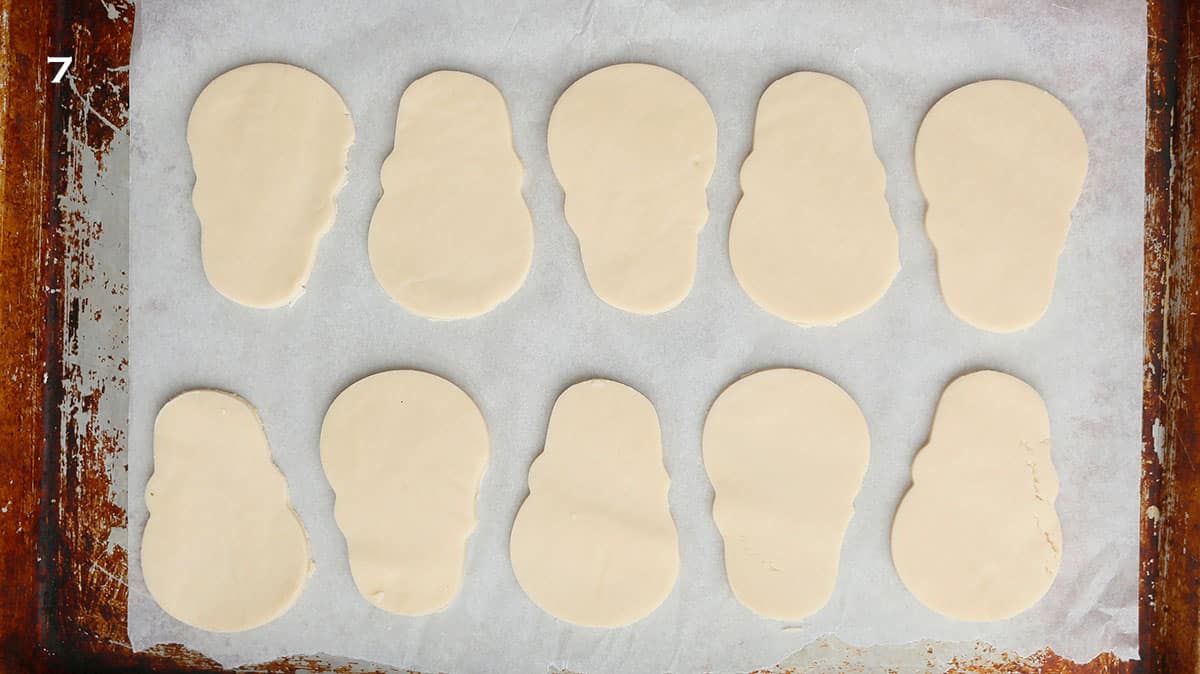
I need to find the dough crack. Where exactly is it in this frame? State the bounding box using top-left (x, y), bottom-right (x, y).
top-left (1021, 438), bottom-right (1060, 567)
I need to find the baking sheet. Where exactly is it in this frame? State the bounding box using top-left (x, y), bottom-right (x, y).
top-left (127, 0), bottom-right (1144, 670)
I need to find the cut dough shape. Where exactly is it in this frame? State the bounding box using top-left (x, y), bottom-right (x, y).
top-left (730, 72), bottom-right (899, 326)
top-left (141, 390), bottom-right (311, 632)
top-left (368, 71), bottom-right (533, 319)
top-left (320, 370), bottom-right (488, 615)
top-left (548, 64), bottom-right (717, 314)
top-left (703, 368), bottom-right (869, 620)
top-left (189, 63), bottom-right (354, 308)
top-left (891, 370), bottom-right (1062, 621)
top-left (916, 80), bottom-right (1088, 332)
top-left (510, 379), bottom-right (678, 626)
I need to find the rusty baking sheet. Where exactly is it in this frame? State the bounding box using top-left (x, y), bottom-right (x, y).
top-left (0, 0), bottom-right (1194, 672)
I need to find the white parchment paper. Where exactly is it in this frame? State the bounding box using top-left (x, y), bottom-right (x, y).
top-left (128, 1), bottom-right (1144, 670)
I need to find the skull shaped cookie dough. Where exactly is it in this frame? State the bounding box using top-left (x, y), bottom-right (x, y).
top-left (320, 371), bottom-right (489, 615)
top-left (703, 369), bottom-right (869, 620)
top-left (368, 71), bottom-right (533, 319)
top-left (548, 64), bottom-right (717, 314)
top-left (891, 370), bottom-right (1062, 621)
top-left (510, 379), bottom-right (679, 627)
top-left (730, 73), bottom-right (899, 326)
top-left (188, 63), bottom-right (354, 308)
top-left (916, 80), bottom-right (1088, 332)
top-left (141, 390), bottom-right (311, 632)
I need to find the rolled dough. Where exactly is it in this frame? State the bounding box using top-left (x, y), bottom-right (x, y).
top-left (916, 80), bottom-right (1088, 332)
top-left (368, 70), bottom-right (533, 319)
top-left (891, 370), bottom-right (1062, 621)
top-left (510, 379), bottom-right (678, 627)
top-left (703, 368), bottom-right (869, 620)
top-left (188, 63), bottom-right (354, 308)
top-left (141, 390), bottom-right (311, 632)
top-left (548, 63), bottom-right (716, 314)
top-left (730, 73), bottom-right (899, 326)
top-left (320, 370), bottom-right (489, 615)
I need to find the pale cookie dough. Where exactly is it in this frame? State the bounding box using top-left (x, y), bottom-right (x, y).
top-left (548, 64), bottom-right (717, 314)
top-left (320, 370), bottom-right (488, 615)
top-left (510, 379), bottom-right (678, 626)
top-left (369, 71), bottom-right (533, 319)
top-left (189, 63), bottom-right (354, 308)
top-left (141, 390), bottom-right (311, 632)
top-left (891, 370), bottom-right (1062, 621)
top-left (730, 73), bottom-right (899, 326)
top-left (916, 80), bottom-right (1088, 332)
top-left (703, 368), bottom-right (869, 620)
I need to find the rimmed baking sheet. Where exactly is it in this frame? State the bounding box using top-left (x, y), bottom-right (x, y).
top-left (128, 1), bottom-right (1143, 671)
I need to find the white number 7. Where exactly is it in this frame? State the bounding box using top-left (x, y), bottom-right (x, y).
top-left (47, 56), bottom-right (72, 84)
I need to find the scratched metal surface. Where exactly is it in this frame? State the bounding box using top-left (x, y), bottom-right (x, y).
top-left (4, 0), bottom-right (1196, 671)
top-left (1142, 1), bottom-right (1200, 673)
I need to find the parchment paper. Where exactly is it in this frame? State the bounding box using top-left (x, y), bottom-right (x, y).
top-left (128, 1), bottom-right (1144, 671)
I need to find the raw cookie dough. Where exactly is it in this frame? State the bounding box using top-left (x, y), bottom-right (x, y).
top-left (730, 73), bottom-right (899, 326)
top-left (548, 63), bottom-right (716, 314)
top-left (320, 370), bottom-right (488, 615)
top-left (141, 390), bottom-right (311, 632)
top-left (369, 71), bottom-right (533, 319)
top-left (891, 370), bottom-right (1062, 621)
top-left (189, 63), bottom-right (354, 308)
top-left (916, 80), bottom-right (1088, 332)
top-left (703, 368), bottom-right (869, 620)
top-left (510, 379), bottom-right (678, 626)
